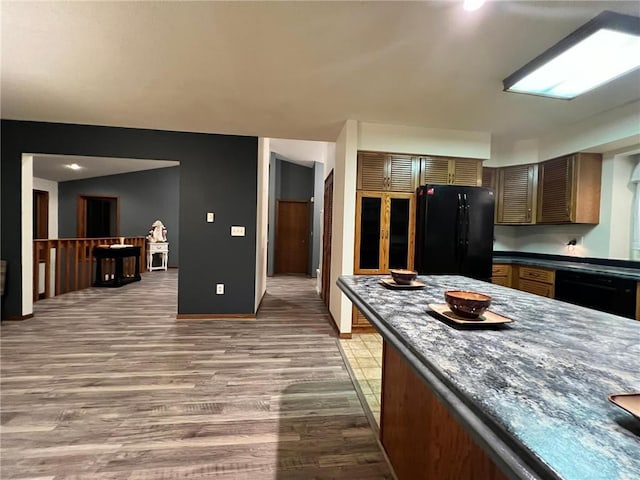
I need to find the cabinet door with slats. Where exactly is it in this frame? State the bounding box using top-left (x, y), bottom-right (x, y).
top-left (482, 167), bottom-right (497, 190)
top-left (357, 152), bottom-right (387, 191)
top-left (537, 156), bottom-right (573, 223)
top-left (419, 156), bottom-right (449, 185)
top-left (451, 158), bottom-right (482, 186)
top-left (388, 155), bottom-right (417, 192)
top-left (496, 164), bottom-right (535, 224)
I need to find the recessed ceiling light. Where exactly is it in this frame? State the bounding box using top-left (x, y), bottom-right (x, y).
top-left (503, 11), bottom-right (640, 99)
top-left (66, 163), bottom-right (82, 170)
top-left (463, 0), bottom-right (485, 12)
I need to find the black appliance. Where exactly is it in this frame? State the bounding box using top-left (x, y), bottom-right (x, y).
top-left (414, 185), bottom-right (495, 281)
top-left (554, 270), bottom-right (636, 319)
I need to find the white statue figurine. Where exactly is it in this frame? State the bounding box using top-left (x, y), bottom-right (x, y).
top-left (147, 220), bottom-right (167, 243)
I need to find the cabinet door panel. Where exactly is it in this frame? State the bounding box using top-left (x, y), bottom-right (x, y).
top-left (388, 155), bottom-right (416, 192)
top-left (452, 158), bottom-right (482, 186)
top-left (355, 193), bottom-right (384, 273)
top-left (419, 157), bottom-right (449, 185)
top-left (358, 152), bottom-right (387, 191)
top-left (497, 165), bottom-right (535, 224)
top-left (388, 196), bottom-right (412, 270)
top-left (537, 157), bottom-right (573, 223)
top-left (482, 167), bottom-right (497, 190)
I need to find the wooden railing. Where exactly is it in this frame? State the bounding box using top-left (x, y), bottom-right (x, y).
top-left (33, 237), bottom-right (146, 302)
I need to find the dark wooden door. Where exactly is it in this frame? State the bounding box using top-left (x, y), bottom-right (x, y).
top-left (275, 200), bottom-right (310, 274)
top-left (321, 171), bottom-right (333, 307)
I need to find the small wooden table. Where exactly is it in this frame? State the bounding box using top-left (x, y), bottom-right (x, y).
top-left (93, 246), bottom-right (141, 287)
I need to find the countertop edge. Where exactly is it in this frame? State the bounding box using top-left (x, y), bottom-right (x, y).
top-left (338, 276), bottom-right (555, 480)
top-left (493, 257), bottom-right (640, 280)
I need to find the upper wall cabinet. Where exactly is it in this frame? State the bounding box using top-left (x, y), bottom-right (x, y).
top-left (537, 153), bottom-right (602, 224)
top-left (357, 152), bottom-right (418, 193)
top-left (496, 164), bottom-right (537, 225)
top-left (418, 156), bottom-right (482, 186)
top-left (482, 167), bottom-right (497, 191)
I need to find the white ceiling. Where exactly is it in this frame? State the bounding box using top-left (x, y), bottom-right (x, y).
top-left (2, 1), bottom-right (640, 143)
top-left (270, 138), bottom-right (329, 167)
top-left (32, 154), bottom-right (179, 182)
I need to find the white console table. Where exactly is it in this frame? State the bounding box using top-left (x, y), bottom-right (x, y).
top-left (147, 242), bottom-right (169, 271)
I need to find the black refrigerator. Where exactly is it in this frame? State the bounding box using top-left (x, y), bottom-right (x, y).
top-left (414, 185), bottom-right (495, 281)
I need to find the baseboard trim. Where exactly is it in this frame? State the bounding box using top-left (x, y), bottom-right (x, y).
top-left (352, 325), bottom-right (378, 334)
top-left (339, 332), bottom-right (353, 339)
top-left (2, 313), bottom-right (34, 321)
top-left (327, 310), bottom-right (352, 339)
top-left (176, 313), bottom-right (256, 320)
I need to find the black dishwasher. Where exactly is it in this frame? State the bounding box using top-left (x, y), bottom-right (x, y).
top-left (554, 270), bottom-right (636, 319)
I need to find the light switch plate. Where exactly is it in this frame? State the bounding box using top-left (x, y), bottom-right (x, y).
top-left (231, 226), bottom-right (245, 237)
top-left (207, 212), bottom-right (215, 223)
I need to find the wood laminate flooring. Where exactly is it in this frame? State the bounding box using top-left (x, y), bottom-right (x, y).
top-left (1, 271), bottom-right (392, 479)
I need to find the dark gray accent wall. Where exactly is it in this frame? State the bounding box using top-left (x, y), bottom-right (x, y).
top-left (279, 160), bottom-right (314, 200)
top-left (1, 120), bottom-right (257, 318)
top-left (58, 166), bottom-right (180, 267)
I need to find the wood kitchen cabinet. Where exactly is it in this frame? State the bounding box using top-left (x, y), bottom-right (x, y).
top-left (496, 164), bottom-right (537, 224)
top-left (537, 153), bottom-right (602, 224)
top-left (482, 167), bottom-right (497, 190)
top-left (491, 264), bottom-right (512, 287)
top-left (515, 266), bottom-right (555, 298)
top-left (357, 151), bottom-right (418, 193)
top-left (354, 191), bottom-right (416, 274)
top-left (418, 156), bottom-right (482, 186)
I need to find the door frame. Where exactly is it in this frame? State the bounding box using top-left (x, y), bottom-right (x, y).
top-left (33, 189), bottom-right (49, 240)
top-left (77, 194), bottom-right (120, 238)
top-left (321, 171), bottom-right (333, 308)
top-left (274, 199), bottom-right (311, 275)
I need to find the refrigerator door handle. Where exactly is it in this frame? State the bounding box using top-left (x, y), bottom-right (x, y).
top-left (463, 193), bottom-right (470, 256)
top-left (455, 193), bottom-right (464, 260)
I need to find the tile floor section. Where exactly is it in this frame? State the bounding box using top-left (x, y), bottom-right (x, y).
top-left (340, 333), bottom-right (383, 426)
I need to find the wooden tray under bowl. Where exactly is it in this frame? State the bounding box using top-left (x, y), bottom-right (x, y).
top-left (608, 393), bottom-right (640, 419)
top-left (380, 277), bottom-right (426, 290)
top-left (428, 303), bottom-right (514, 325)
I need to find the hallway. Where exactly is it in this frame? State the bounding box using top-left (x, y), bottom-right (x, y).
top-left (0, 271), bottom-right (392, 479)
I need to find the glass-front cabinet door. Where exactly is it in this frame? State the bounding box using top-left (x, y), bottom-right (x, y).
top-left (354, 191), bottom-right (415, 274)
top-left (387, 194), bottom-right (415, 271)
top-left (355, 192), bottom-right (384, 274)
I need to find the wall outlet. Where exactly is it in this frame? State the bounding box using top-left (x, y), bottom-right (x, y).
top-left (231, 226), bottom-right (245, 237)
top-left (216, 283), bottom-right (224, 295)
top-left (207, 212), bottom-right (215, 223)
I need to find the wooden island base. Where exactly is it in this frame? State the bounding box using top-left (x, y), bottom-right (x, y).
top-left (381, 342), bottom-right (507, 480)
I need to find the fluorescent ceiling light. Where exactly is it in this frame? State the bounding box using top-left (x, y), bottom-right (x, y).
top-left (463, 0), bottom-right (485, 12)
top-left (66, 163), bottom-right (82, 170)
top-left (503, 11), bottom-right (640, 99)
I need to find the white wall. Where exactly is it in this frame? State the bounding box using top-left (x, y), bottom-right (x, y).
top-left (329, 120), bottom-right (358, 334)
top-left (358, 122), bottom-right (491, 159)
top-left (255, 137), bottom-right (270, 311)
top-left (33, 177), bottom-right (59, 238)
top-left (21, 155), bottom-right (34, 317)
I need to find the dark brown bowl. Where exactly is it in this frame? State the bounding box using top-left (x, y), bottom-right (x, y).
top-left (389, 269), bottom-right (417, 285)
top-left (445, 290), bottom-right (492, 319)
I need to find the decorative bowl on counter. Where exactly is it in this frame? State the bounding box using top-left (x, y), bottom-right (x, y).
top-left (445, 290), bottom-right (492, 318)
top-left (389, 269), bottom-right (418, 285)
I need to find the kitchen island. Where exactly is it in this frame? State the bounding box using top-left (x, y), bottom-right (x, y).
top-left (338, 275), bottom-right (640, 480)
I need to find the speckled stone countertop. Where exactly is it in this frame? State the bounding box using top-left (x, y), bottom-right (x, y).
top-left (338, 275), bottom-right (640, 480)
top-left (494, 256), bottom-right (640, 281)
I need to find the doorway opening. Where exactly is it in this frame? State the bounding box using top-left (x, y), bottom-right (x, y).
top-left (77, 195), bottom-right (119, 238)
top-left (275, 200), bottom-right (310, 274)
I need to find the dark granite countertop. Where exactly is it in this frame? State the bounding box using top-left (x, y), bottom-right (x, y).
top-left (338, 274), bottom-right (640, 480)
top-left (494, 256), bottom-right (640, 281)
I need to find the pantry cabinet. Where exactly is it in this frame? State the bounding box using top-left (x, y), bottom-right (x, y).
top-left (537, 153), bottom-right (602, 224)
top-left (354, 191), bottom-right (416, 274)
